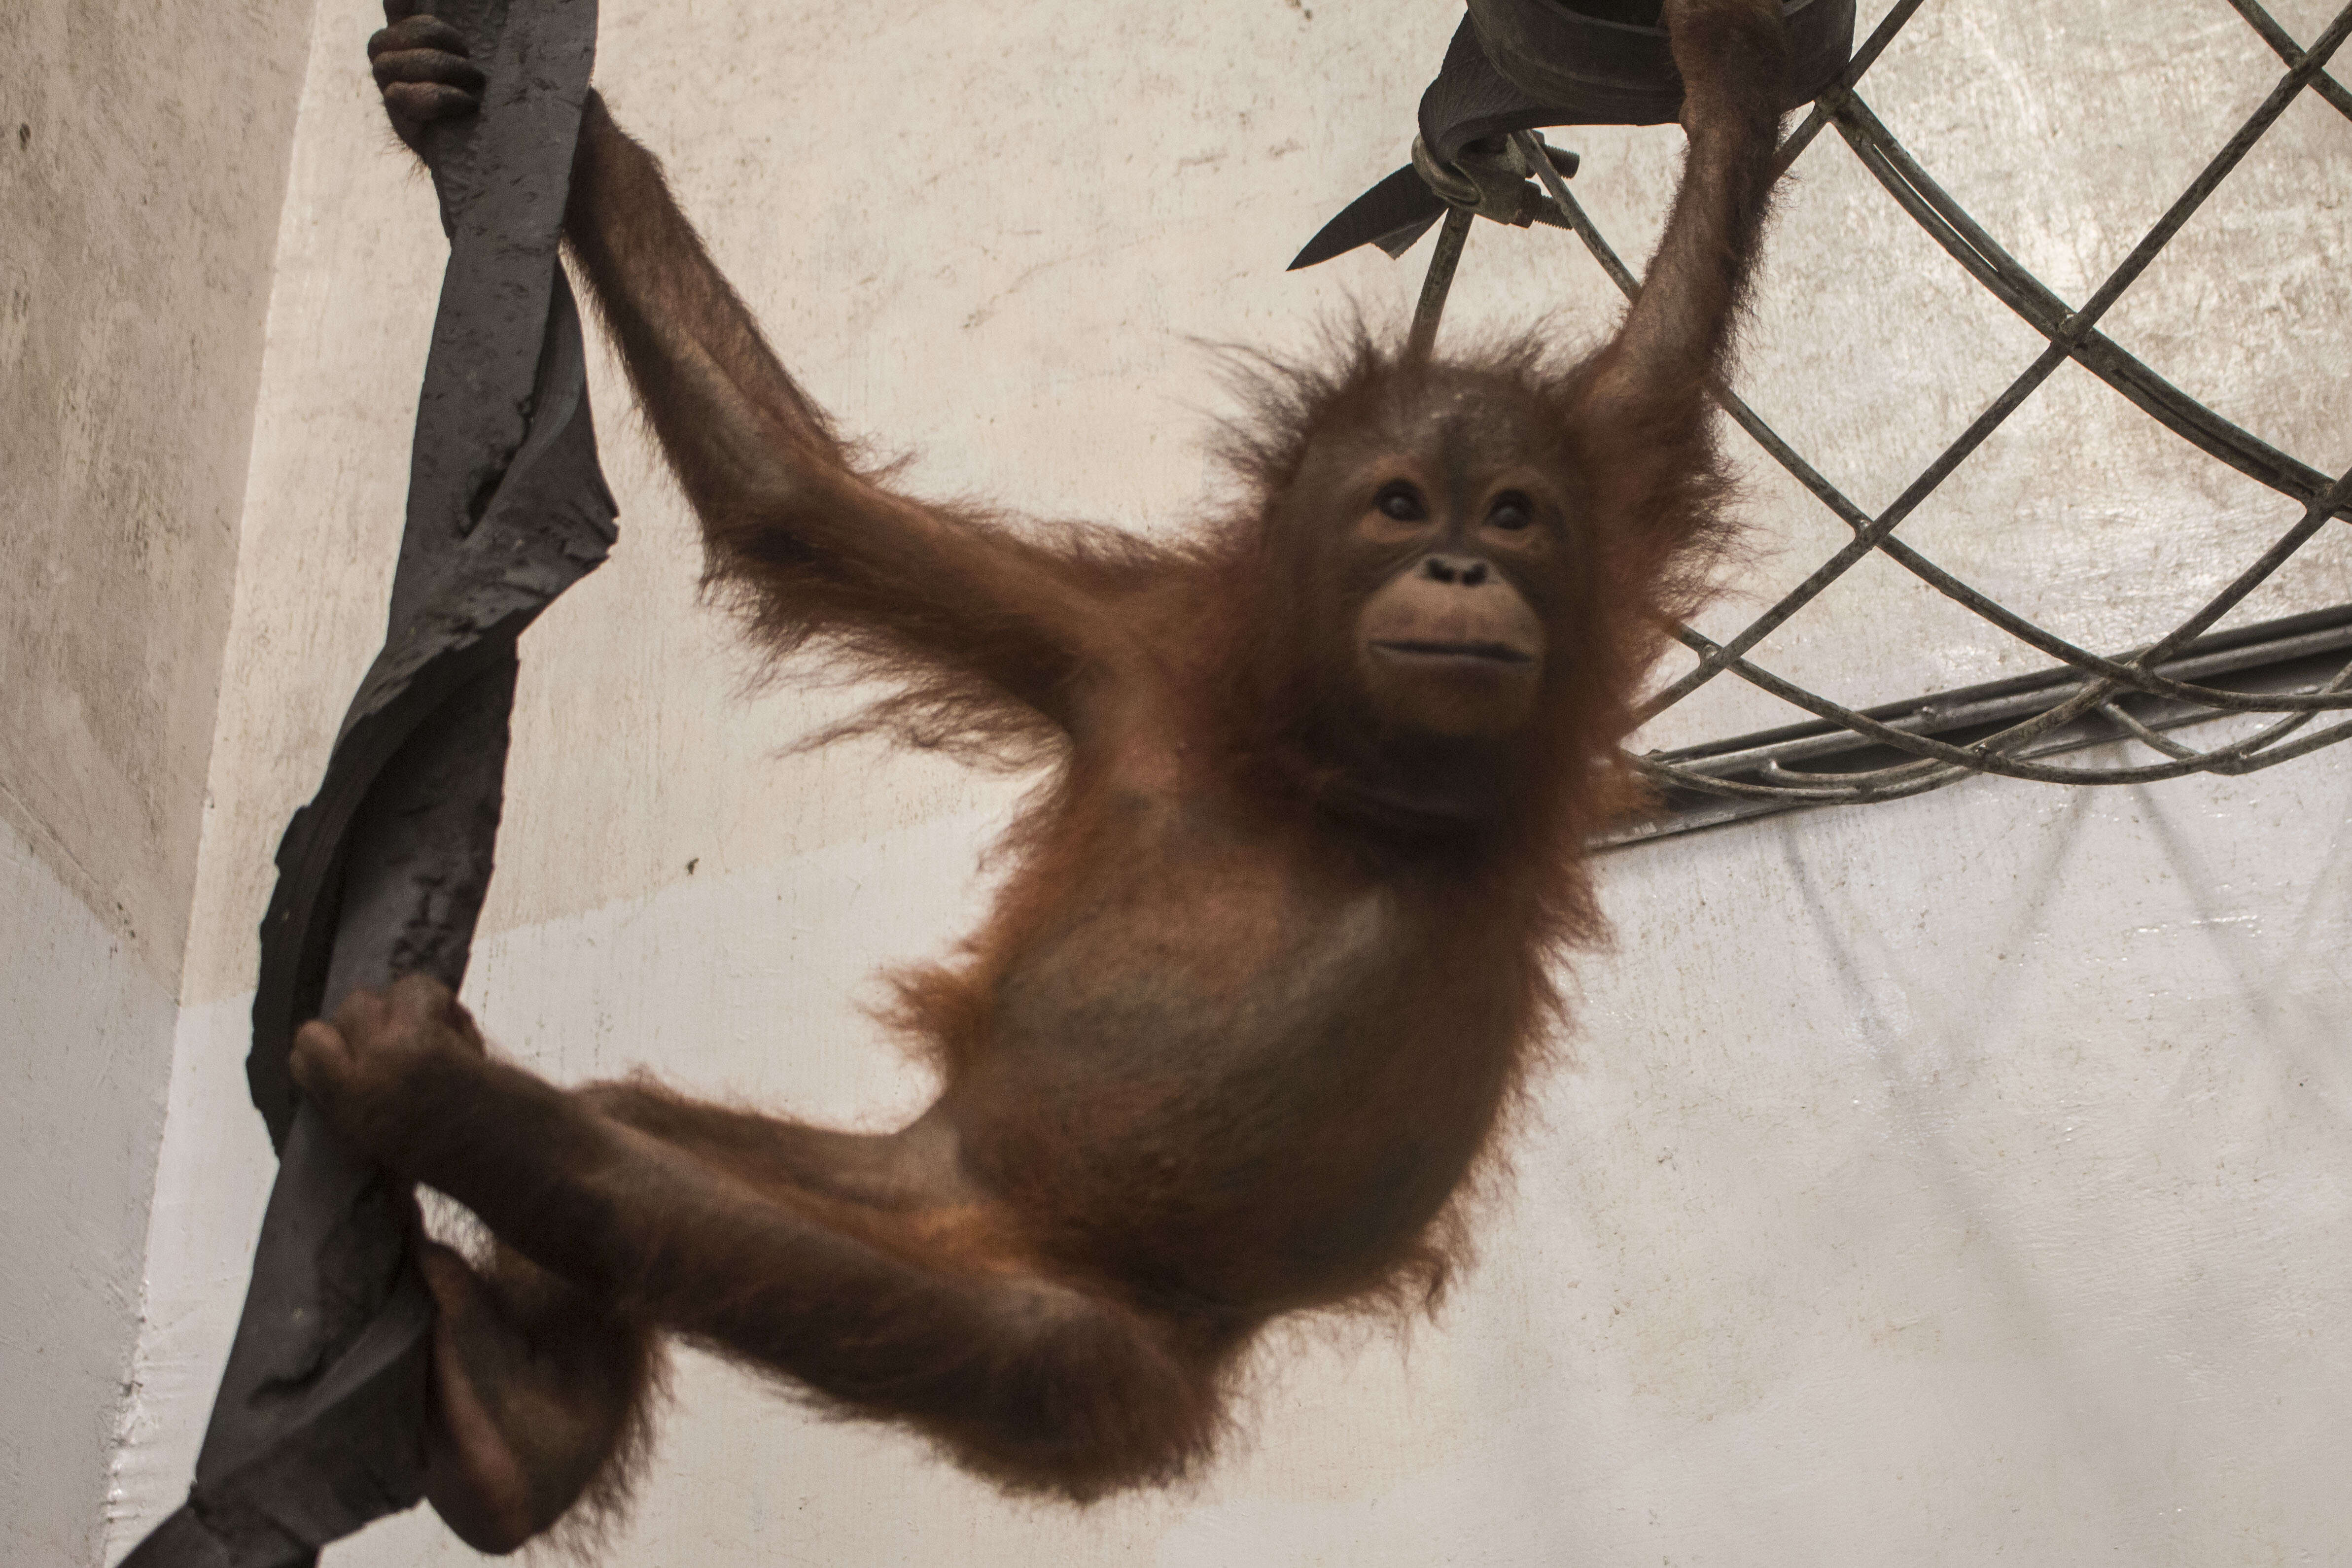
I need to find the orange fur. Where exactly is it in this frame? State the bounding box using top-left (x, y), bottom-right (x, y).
top-left (320, 0), bottom-right (1792, 1541)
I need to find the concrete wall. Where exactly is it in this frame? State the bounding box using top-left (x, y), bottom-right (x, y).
top-left (0, 0), bottom-right (314, 1561)
top-left (76, 0), bottom-right (2352, 1563)
top-left (0, 824), bottom-right (183, 1567)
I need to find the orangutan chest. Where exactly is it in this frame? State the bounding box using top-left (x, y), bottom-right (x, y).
top-left (991, 847), bottom-right (1409, 1097)
top-left (966, 830), bottom-right (1521, 1293)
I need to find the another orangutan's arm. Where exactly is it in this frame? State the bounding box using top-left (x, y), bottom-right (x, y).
top-left (1574, 0), bottom-right (1790, 523)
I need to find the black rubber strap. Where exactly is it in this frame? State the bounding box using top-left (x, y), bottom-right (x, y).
top-left (121, 0), bottom-right (613, 1560)
top-left (1290, 0), bottom-right (1856, 271)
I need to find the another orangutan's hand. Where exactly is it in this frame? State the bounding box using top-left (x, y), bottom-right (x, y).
top-left (368, 1), bottom-right (484, 149)
top-left (291, 973), bottom-right (490, 1167)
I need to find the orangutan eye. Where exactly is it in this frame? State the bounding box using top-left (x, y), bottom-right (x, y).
top-left (1487, 491), bottom-right (1534, 530)
top-left (1374, 482), bottom-right (1426, 523)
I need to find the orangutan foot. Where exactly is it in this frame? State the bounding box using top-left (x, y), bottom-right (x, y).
top-left (418, 1242), bottom-right (652, 1553)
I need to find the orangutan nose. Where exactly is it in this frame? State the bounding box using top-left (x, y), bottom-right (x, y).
top-left (1420, 554), bottom-right (1489, 588)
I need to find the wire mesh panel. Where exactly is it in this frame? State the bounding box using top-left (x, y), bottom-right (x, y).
top-left (1451, 0), bottom-right (2352, 838)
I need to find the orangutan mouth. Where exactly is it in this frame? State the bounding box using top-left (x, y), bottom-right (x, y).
top-left (1372, 640), bottom-right (1536, 664)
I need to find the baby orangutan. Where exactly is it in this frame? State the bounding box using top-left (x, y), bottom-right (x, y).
top-left (297, 0), bottom-right (1793, 1548)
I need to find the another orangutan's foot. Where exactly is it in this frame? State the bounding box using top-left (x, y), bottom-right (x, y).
top-left (418, 1243), bottom-right (650, 1554)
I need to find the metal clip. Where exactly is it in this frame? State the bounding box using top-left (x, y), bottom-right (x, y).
top-left (1411, 134), bottom-right (1581, 230)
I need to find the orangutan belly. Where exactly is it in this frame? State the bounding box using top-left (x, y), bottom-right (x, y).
top-left (963, 829), bottom-right (1519, 1307)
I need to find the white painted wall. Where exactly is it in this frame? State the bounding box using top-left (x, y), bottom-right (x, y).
top-left (46, 0), bottom-right (2352, 1563)
top-left (0, 822), bottom-right (183, 1566)
top-left (0, 0), bottom-right (313, 1560)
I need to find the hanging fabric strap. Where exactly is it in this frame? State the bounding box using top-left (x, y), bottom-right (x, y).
top-left (121, 0), bottom-right (614, 1561)
top-left (1289, 0), bottom-right (1856, 271)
